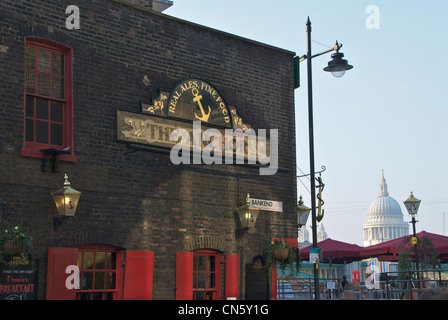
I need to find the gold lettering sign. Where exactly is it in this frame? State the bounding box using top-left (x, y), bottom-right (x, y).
top-left (116, 78), bottom-right (271, 162)
top-left (167, 79), bottom-right (231, 127)
top-left (116, 109), bottom-right (270, 161)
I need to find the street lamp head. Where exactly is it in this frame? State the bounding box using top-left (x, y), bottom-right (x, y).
top-left (403, 191), bottom-right (421, 216)
top-left (236, 193), bottom-right (259, 230)
top-left (297, 195), bottom-right (311, 228)
top-left (323, 49), bottom-right (353, 78)
top-left (51, 173), bottom-right (82, 217)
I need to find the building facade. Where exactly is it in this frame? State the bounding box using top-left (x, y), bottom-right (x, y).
top-left (363, 171), bottom-right (409, 247)
top-left (0, 0), bottom-right (298, 300)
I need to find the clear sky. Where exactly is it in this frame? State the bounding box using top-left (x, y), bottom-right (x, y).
top-left (164, 0), bottom-right (448, 245)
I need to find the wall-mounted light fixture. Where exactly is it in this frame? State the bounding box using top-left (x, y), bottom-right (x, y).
top-left (236, 193), bottom-right (259, 230)
top-left (51, 173), bottom-right (82, 229)
top-left (297, 195), bottom-right (311, 228)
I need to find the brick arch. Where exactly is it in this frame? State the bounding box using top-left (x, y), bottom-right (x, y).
top-left (61, 230), bottom-right (127, 249)
top-left (185, 235), bottom-right (227, 252)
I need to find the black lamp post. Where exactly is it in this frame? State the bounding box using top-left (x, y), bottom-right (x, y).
top-left (297, 17), bottom-right (353, 300)
top-left (403, 192), bottom-right (421, 285)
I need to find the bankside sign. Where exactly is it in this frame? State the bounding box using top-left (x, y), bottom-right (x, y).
top-left (249, 198), bottom-right (282, 212)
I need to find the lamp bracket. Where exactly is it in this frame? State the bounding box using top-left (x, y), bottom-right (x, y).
top-left (1, 199), bottom-right (16, 222)
top-left (40, 147), bottom-right (70, 173)
top-left (297, 41), bottom-right (342, 62)
top-left (297, 165), bottom-right (326, 178)
top-left (53, 216), bottom-right (69, 231)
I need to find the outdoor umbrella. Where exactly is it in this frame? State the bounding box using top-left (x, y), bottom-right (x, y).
top-left (300, 238), bottom-right (363, 264)
top-left (360, 231), bottom-right (448, 262)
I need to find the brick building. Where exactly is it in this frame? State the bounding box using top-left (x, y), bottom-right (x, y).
top-left (0, 0), bottom-right (298, 300)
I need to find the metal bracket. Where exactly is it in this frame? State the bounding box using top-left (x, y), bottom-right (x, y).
top-left (53, 216), bottom-right (68, 231)
top-left (297, 165), bottom-right (326, 178)
top-left (40, 147), bottom-right (70, 173)
top-left (1, 199), bottom-right (16, 222)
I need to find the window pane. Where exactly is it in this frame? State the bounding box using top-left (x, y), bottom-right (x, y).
top-left (83, 252), bottom-right (94, 269)
top-left (26, 96), bottom-right (34, 118)
top-left (26, 46), bottom-right (36, 69)
top-left (197, 273), bottom-right (205, 289)
top-left (104, 292), bottom-right (115, 300)
top-left (50, 101), bottom-right (63, 122)
top-left (106, 272), bottom-right (116, 289)
top-left (25, 119), bottom-right (34, 142)
top-left (52, 76), bottom-right (64, 99)
top-left (78, 292), bottom-right (91, 300)
top-left (51, 124), bottom-right (63, 146)
top-left (105, 252), bottom-right (111, 269)
top-left (95, 252), bottom-right (105, 269)
top-left (35, 121), bottom-right (48, 143)
top-left (110, 252), bottom-right (117, 269)
top-left (195, 256), bottom-right (206, 271)
top-left (37, 48), bottom-right (51, 72)
top-left (26, 70), bottom-right (36, 93)
top-left (209, 256), bottom-right (215, 271)
top-left (92, 292), bottom-right (103, 300)
top-left (52, 52), bottom-right (64, 75)
top-left (37, 72), bottom-right (51, 96)
top-left (82, 272), bottom-right (93, 290)
top-left (194, 292), bottom-right (205, 300)
top-left (207, 274), bottom-right (215, 289)
top-left (36, 97), bottom-right (48, 120)
top-left (95, 272), bottom-right (105, 289)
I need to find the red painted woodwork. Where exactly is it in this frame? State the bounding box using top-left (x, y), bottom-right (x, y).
top-left (175, 252), bottom-right (193, 300)
top-left (271, 265), bottom-right (278, 300)
top-left (224, 254), bottom-right (239, 299)
top-left (123, 250), bottom-right (154, 300)
top-left (46, 247), bottom-right (78, 300)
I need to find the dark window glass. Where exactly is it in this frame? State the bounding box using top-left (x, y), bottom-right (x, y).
top-left (50, 124), bottom-right (63, 146)
top-left (35, 121), bottom-right (48, 143)
top-left (50, 101), bottom-right (63, 122)
top-left (36, 97), bottom-right (48, 120)
top-left (25, 119), bottom-right (34, 142)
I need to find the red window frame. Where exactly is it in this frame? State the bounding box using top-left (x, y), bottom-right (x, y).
top-left (76, 245), bottom-right (123, 300)
top-left (193, 249), bottom-right (222, 300)
top-left (21, 37), bottom-right (76, 162)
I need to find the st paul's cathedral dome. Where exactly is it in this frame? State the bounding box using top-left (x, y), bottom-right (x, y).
top-left (363, 171), bottom-right (409, 246)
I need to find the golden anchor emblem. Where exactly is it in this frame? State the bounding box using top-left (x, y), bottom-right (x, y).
top-left (192, 87), bottom-right (211, 122)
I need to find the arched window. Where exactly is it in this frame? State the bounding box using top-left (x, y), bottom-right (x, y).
top-left (193, 249), bottom-right (222, 300)
top-left (76, 244), bottom-right (123, 300)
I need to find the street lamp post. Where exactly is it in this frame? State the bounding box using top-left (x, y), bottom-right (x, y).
top-left (298, 17), bottom-right (353, 300)
top-left (403, 192), bottom-right (422, 286)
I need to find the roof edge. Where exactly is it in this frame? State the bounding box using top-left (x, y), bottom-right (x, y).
top-left (106, 0), bottom-right (296, 56)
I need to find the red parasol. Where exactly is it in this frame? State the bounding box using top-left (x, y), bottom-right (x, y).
top-left (360, 231), bottom-right (448, 262)
top-left (300, 238), bottom-right (363, 264)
